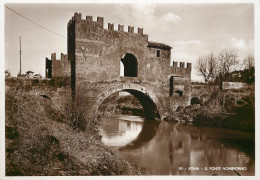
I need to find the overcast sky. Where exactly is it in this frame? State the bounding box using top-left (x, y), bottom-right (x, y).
top-left (5, 3), bottom-right (254, 81)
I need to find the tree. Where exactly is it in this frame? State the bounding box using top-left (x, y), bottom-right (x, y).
top-left (216, 49), bottom-right (239, 89)
top-left (218, 49), bottom-right (239, 79)
top-left (196, 52), bottom-right (218, 83)
top-left (243, 56), bottom-right (254, 70)
top-left (242, 56), bottom-right (255, 84)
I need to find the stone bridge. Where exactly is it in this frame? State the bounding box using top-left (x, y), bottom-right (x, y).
top-left (46, 13), bottom-right (192, 120)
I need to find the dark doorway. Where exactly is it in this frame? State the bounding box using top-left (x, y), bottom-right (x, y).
top-left (121, 53), bottom-right (138, 77)
top-left (169, 76), bottom-right (174, 96)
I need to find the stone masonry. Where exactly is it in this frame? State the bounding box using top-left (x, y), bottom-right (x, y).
top-left (65, 12), bottom-right (192, 120)
top-left (45, 53), bottom-right (71, 78)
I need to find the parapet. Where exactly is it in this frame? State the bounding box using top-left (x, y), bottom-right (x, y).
top-left (108, 23), bottom-right (114, 30)
top-left (172, 61), bottom-right (192, 70)
top-left (118, 24), bottom-right (124, 31)
top-left (171, 61), bottom-right (192, 77)
top-left (49, 53), bottom-right (68, 61)
top-left (51, 53), bottom-right (56, 61)
top-left (46, 53), bottom-right (70, 79)
top-left (138, 28), bottom-right (143, 35)
top-left (128, 26), bottom-right (134, 33)
top-left (68, 12), bottom-right (148, 39)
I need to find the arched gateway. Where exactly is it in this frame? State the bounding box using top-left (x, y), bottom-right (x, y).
top-left (46, 13), bottom-right (192, 120)
top-left (94, 83), bottom-right (162, 120)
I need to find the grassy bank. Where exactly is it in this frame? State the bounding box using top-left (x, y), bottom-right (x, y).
top-left (170, 85), bottom-right (255, 132)
top-left (5, 80), bottom-right (141, 175)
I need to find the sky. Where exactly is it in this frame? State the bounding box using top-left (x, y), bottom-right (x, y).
top-left (4, 3), bottom-right (254, 81)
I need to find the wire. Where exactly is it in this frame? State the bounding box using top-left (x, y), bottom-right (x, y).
top-left (5, 5), bottom-right (66, 39)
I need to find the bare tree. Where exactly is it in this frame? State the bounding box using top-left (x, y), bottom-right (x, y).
top-left (243, 56), bottom-right (254, 70)
top-left (218, 49), bottom-right (239, 77)
top-left (216, 49), bottom-right (239, 89)
top-left (196, 52), bottom-right (218, 83)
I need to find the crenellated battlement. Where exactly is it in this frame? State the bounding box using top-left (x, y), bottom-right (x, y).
top-left (45, 53), bottom-right (70, 78)
top-left (68, 12), bottom-right (147, 39)
top-left (108, 23), bottom-right (114, 30)
top-left (118, 24), bottom-right (124, 31)
top-left (128, 26), bottom-right (134, 33)
top-left (50, 53), bottom-right (68, 62)
top-left (171, 61), bottom-right (192, 76)
top-left (172, 61), bottom-right (192, 69)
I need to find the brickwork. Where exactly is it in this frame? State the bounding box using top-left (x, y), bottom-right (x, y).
top-left (45, 53), bottom-right (71, 78)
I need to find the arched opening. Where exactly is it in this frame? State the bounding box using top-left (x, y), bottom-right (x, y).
top-left (175, 90), bottom-right (183, 97)
top-left (98, 89), bottom-right (160, 147)
top-left (123, 89), bottom-right (160, 120)
top-left (191, 97), bottom-right (201, 105)
top-left (98, 89), bottom-right (160, 120)
top-left (120, 53), bottom-right (138, 77)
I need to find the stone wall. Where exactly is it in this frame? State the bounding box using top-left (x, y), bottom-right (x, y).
top-left (45, 53), bottom-right (71, 78)
top-left (67, 12), bottom-right (192, 119)
top-left (222, 81), bottom-right (248, 90)
top-left (68, 13), bottom-right (191, 85)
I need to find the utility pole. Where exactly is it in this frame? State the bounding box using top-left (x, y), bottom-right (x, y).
top-left (19, 36), bottom-right (21, 75)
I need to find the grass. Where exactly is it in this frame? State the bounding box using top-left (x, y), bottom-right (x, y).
top-left (5, 80), bottom-right (141, 175)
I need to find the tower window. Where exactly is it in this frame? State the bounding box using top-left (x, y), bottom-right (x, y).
top-left (157, 50), bottom-right (160, 57)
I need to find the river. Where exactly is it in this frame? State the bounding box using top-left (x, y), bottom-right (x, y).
top-left (100, 115), bottom-right (255, 175)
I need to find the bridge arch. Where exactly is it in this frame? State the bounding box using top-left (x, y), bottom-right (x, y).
top-left (94, 83), bottom-right (163, 120)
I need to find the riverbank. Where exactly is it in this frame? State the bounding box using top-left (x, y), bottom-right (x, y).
top-left (167, 85), bottom-right (255, 132)
top-left (5, 81), bottom-right (141, 175)
top-left (110, 85), bottom-right (255, 133)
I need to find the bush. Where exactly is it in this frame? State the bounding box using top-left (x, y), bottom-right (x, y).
top-left (62, 87), bottom-right (99, 134)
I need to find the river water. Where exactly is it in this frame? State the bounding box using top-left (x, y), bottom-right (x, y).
top-left (100, 115), bottom-right (255, 175)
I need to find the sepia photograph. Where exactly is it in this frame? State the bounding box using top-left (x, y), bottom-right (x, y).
top-left (1, 1), bottom-right (258, 178)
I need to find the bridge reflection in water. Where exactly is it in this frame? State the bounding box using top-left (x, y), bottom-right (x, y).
top-left (100, 115), bottom-right (144, 147)
top-left (100, 115), bottom-right (254, 176)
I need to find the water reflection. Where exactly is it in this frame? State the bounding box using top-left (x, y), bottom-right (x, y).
top-left (100, 115), bottom-right (144, 147)
top-left (100, 115), bottom-right (255, 175)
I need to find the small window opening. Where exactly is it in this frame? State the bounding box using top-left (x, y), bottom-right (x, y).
top-left (157, 50), bottom-right (160, 57)
top-left (175, 90), bottom-right (183, 97)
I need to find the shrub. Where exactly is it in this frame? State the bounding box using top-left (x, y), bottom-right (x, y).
top-left (62, 87), bottom-right (99, 134)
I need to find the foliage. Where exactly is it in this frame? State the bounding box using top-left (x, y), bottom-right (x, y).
top-left (62, 87), bottom-right (99, 133)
